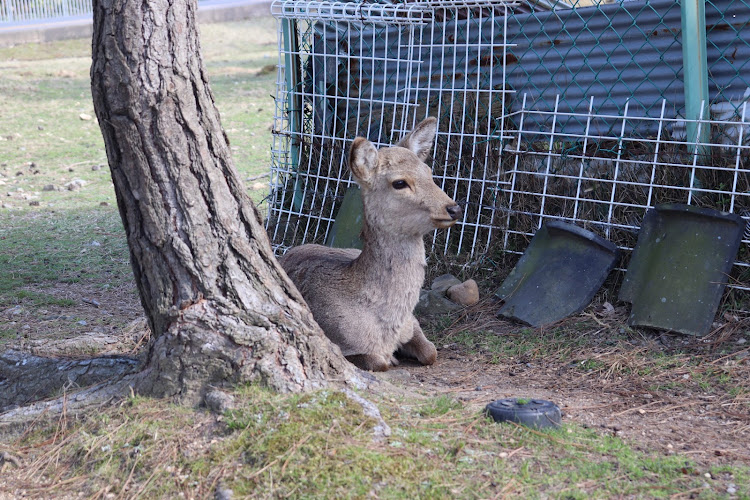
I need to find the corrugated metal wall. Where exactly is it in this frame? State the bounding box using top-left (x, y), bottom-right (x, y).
top-left (305, 0), bottom-right (750, 139)
top-left (506, 0), bottom-right (750, 136)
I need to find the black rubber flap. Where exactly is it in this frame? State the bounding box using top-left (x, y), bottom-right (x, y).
top-left (495, 221), bottom-right (619, 327)
top-left (325, 185), bottom-right (364, 250)
top-left (619, 204), bottom-right (744, 336)
top-left (485, 398), bottom-right (561, 429)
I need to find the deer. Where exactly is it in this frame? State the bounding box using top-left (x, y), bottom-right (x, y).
top-left (280, 117), bottom-right (462, 372)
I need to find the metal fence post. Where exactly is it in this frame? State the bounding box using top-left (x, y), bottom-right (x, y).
top-left (680, 0), bottom-right (710, 152)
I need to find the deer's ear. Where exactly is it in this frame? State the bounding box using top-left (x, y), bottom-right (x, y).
top-left (397, 117), bottom-right (437, 162)
top-left (349, 137), bottom-right (378, 186)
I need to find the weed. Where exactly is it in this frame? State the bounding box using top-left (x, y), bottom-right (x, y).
top-left (418, 395), bottom-right (463, 417)
top-left (13, 290), bottom-right (76, 307)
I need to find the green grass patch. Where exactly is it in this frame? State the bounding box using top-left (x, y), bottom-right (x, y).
top-left (12, 290), bottom-right (76, 307)
top-left (7, 387), bottom-right (746, 498)
top-left (0, 209), bottom-right (131, 300)
top-left (438, 326), bottom-right (593, 363)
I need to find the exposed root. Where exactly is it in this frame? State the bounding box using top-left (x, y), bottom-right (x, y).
top-left (0, 375), bottom-right (137, 437)
top-left (0, 349), bottom-right (139, 413)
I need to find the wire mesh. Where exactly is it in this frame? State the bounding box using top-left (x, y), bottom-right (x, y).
top-left (502, 95), bottom-right (750, 291)
top-left (268, 0), bottom-right (750, 293)
top-left (267, 0), bottom-right (515, 257)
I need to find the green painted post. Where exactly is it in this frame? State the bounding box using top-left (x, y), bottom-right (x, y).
top-left (680, 0), bottom-right (710, 153)
top-left (281, 18), bottom-right (304, 210)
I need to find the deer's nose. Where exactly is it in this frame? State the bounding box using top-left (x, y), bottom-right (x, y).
top-left (446, 204), bottom-right (462, 221)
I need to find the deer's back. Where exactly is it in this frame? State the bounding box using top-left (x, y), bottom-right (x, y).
top-left (280, 244), bottom-right (360, 290)
top-left (279, 244), bottom-right (414, 358)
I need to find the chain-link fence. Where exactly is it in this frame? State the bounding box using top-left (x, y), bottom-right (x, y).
top-left (267, 0), bottom-right (750, 293)
top-left (506, 0), bottom-right (750, 137)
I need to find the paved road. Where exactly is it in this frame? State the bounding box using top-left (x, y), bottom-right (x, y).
top-left (0, 0), bottom-right (272, 47)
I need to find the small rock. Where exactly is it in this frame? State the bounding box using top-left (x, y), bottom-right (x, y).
top-left (99, 201), bottom-right (110, 206)
top-left (1, 203), bottom-right (12, 209)
top-left (29, 200), bottom-right (40, 206)
top-left (215, 484), bottom-right (234, 500)
top-left (251, 182), bottom-right (266, 191)
top-left (68, 167), bottom-right (74, 172)
top-left (42, 184), bottom-right (61, 192)
top-left (91, 164), bottom-right (102, 171)
top-left (737, 338), bottom-right (747, 345)
top-left (204, 390), bottom-right (235, 413)
top-left (414, 289), bottom-right (463, 318)
top-left (15, 171), bottom-right (23, 176)
top-left (65, 179), bottom-right (87, 191)
top-left (447, 279), bottom-right (480, 306)
top-left (79, 113), bottom-right (92, 121)
top-left (727, 484), bottom-right (737, 494)
top-left (430, 274), bottom-right (462, 294)
top-left (77, 320), bottom-right (88, 326)
top-left (38, 125), bottom-right (44, 131)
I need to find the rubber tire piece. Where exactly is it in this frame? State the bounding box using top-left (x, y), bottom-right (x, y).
top-left (485, 398), bottom-right (561, 429)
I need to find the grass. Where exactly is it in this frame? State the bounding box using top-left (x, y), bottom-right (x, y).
top-left (1, 16), bottom-right (750, 500)
top-left (4, 385), bottom-right (743, 499)
top-left (0, 209), bottom-right (130, 297)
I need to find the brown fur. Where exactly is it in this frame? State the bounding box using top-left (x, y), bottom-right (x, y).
top-left (280, 118), bottom-right (461, 371)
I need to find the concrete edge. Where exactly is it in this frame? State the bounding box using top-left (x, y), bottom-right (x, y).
top-left (0, 1), bottom-right (272, 48)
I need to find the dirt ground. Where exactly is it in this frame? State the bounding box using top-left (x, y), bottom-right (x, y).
top-left (390, 302), bottom-right (750, 469)
top-left (2, 285), bottom-right (749, 469)
top-left (386, 350), bottom-right (750, 468)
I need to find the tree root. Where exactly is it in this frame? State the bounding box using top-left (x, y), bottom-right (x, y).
top-left (0, 349), bottom-right (139, 413)
top-left (343, 388), bottom-right (391, 441)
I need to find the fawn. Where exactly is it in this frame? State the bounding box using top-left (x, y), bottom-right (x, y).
top-left (280, 117), bottom-right (462, 371)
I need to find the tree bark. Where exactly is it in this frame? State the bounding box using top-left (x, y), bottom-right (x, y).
top-left (89, 0), bottom-right (358, 405)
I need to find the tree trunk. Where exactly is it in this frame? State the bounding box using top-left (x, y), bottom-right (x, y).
top-left (89, 0), bottom-right (358, 405)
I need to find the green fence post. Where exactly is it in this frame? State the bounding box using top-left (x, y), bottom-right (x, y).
top-left (680, 0), bottom-right (710, 153)
top-left (281, 18), bottom-right (304, 211)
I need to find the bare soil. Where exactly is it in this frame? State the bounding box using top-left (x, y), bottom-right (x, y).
top-left (2, 285), bottom-right (749, 468)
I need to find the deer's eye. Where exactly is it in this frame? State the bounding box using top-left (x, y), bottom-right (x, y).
top-left (392, 180), bottom-right (408, 190)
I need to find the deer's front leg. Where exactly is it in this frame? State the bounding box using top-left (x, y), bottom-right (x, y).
top-left (398, 317), bottom-right (437, 366)
top-left (346, 354), bottom-right (390, 372)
